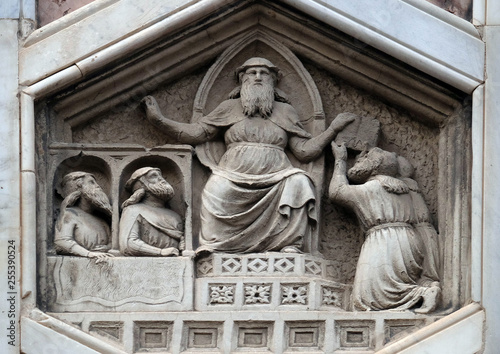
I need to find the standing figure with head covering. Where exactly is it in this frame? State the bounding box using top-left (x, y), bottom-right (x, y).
top-left (119, 167), bottom-right (184, 257)
top-left (54, 172), bottom-right (114, 262)
top-left (329, 143), bottom-right (440, 313)
top-left (142, 57), bottom-right (354, 255)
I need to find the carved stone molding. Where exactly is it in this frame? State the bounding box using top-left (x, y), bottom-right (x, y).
top-left (23, 2), bottom-right (476, 352)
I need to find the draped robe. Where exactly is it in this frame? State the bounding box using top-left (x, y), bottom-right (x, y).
top-left (402, 177), bottom-right (441, 287)
top-left (119, 204), bottom-right (183, 256)
top-left (54, 207), bottom-right (111, 256)
top-left (196, 99), bottom-right (317, 254)
top-left (334, 176), bottom-right (427, 311)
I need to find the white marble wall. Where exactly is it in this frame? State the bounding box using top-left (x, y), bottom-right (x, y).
top-left (0, 2), bottom-right (35, 354)
top-left (281, 0), bottom-right (483, 92)
top-left (479, 7), bottom-right (500, 352)
top-left (2, 0), bottom-right (500, 352)
top-left (0, 17), bottom-right (20, 354)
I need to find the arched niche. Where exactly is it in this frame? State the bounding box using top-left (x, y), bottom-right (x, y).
top-left (52, 155), bottom-right (112, 253)
top-left (193, 30), bottom-right (324, 122)
top-left (192, 30), bottom-right (325, 174)
top-left (191, 29), bottom-right (326, 254)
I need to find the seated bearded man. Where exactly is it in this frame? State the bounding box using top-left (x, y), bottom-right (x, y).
top-left (143, 57), bottom-right (354, 255)
top-left (119, 167), bottom-right (184, 257)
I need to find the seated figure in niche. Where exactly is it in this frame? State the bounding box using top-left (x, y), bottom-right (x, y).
top-left (329, 143), bottom-right (440, 313)
top-left (119, 167), bottom-right (184, 257)
top-left (397, 156), bottom-right (441, 290)
top-left (142, 57), bottom-right (354, 255)
top-left (54, 171), bottom-right (114, 262)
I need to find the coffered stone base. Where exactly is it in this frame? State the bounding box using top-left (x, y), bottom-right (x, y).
top-left (47, 309), bottom-right (443, 353)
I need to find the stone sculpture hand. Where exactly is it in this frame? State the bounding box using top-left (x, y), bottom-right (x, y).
top-left (160, 247), bottom-right (180, 257)
top-left (331, 141), bottom-right (347, 161)
top-left (141, 95), bottom-right (216, 144)
top-left (329, 113), bottom-right (357, 133)
top-left (88, 251), bottom-right (114, 264)
top-left (142, 95), bottom-right (163, 125)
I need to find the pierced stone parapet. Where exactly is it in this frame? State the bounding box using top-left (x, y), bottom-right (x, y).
top-left (195, 253), bottom-right (350, 311)
top-left (196, 253), bottom-right (337, 279)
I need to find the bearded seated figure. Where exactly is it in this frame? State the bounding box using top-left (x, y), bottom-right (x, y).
top-left (143, 57), bottom-right (354, 255)
top-left (119, 167), bottom-right (184, 257)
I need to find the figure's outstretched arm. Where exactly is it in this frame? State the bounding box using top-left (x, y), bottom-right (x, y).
top-left (143, 96), bottom-right (219, 145)
top-left (289, 113), bottom-right (355, 162)
top-left (329, 142), bottom-right (351, 202)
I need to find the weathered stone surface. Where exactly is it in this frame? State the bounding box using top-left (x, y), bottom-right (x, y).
top-left (54, 171), bottom-right (113, 260)
top-left (50, 310), bottom-right (442, 353)
top-left (195, 253), bottom-right (350, 311)
top-left (329, 144), bottom-right (440, 313)
top-left (23, 3), bottom-right (479, 351)
top-left (307, 62), bottom-right (440, 218)
top-left (140, 55), bottom-right (348, 256)
top-left (0, 19), bottom-right (20, 354)
top-left (46, 256), bottom-right (194, 312)
top-left (34, 0), bottom-right (473, 30)
top-left (119, 167), bottom-right (184, 257)
top-left (70, 59), bottom-right (441, 288)
top-left (37, 0), bottom-right (96, 27)
top-left (72, 65), bottom-right (208, 147)
top-left (426, 0), bottom-right (472, 20)
top-left (303, 62), bottom-right (440, 283)
top-left (335, 114), bottom-right (380, 151)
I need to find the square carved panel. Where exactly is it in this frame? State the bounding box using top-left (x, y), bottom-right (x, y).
top-left (189, 328), bottom-right (218, 348)
top-left (286, 321), bottom-right (325, 350)
top-left (335, 320), bottom-right (375, 350)
top-left (208, 284), bottom-right (236, 305)
top-left (244, 283), bottom-right (272, 305)
top-left (184, 321), bottom-right (223, 350)
top-left (89, 321), bottom-right (123, 343)
top-left (134, 321), bottom-right (172, 352)
top-left (384, 319), bottom-right (426, 343)
top-left (235, 322), bottom-right (273, 350)
top-left (281, 284), bottom-right (309, 305)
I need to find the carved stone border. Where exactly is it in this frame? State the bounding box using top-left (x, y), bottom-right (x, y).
top-left (14, 1), bottom-right (487, 353)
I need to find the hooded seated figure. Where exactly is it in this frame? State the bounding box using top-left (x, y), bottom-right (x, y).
top-left (329, 143), bottom-right (440, 313)
top-left (119, 167), bottom-right (184, 257)
top-left (54, 171), bottom-right (113, 262)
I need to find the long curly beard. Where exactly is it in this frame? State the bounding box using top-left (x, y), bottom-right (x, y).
top-left (146, 180), bottom-right (175, 202)
top-left (81, 185), bottom-right (112, 216)
top-left (240, 81), bottom-right (275, 118)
